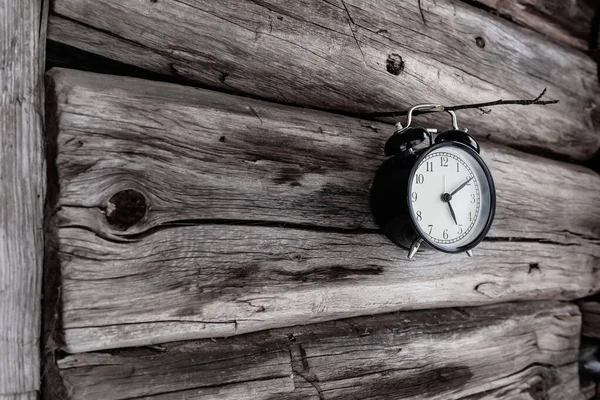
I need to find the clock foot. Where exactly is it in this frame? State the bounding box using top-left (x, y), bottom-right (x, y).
top-left (408, 238), bottom-right (423, 259)
top-left (466, 250), bottom-right (473, 257)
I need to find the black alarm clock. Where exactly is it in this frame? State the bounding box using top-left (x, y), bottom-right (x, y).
top-left (370, 104), bottom-right (496, 258)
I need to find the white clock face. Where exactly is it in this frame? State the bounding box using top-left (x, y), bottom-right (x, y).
top-left (408, 144), bottom-right (494, 251)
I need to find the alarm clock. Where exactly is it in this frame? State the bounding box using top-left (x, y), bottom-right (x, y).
top-left (370, 104), bottom-right (496, 258)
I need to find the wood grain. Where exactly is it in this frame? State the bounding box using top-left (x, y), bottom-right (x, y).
top-left (593, 13), bottom-right (600, 67)
top-left (580, 298), bottom-right (600, 339)
top-left (52, 302), bottom-right (583, 400)
top-left (48, 69), bottom-right (600, 242)
top-left (0, 395), bottom-right (38, 400)
top-left (581, 380), bottom-right (597, 400)
top-left (46, 68), bottom-right (600, 352)
top-left (474, 0), bottom-right (597, 51)
top-left (47, 0), bottom-right (600, 161)
top-left (57, 224), bottom-right (600, 353)
top-left (0, 0), bottom-right (47, 396)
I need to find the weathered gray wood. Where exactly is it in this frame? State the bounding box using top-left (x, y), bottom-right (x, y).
top-left (476, 364), bottom-right (582, 400)
top-left (581, 380), bottom-right (597, 400)
top-left (593, 17), bottom-right (600, 67)
top-left (474, 0), bottom-right (597, 51)
top-left (51, 302), bottom-right (583, 400)
top-left (48, 68), bottom-right (600, 243)
top-left (580, 298), bottom-right (600, 339)
top-left (57, 225), bottom-right (600, 353)
top-left (57, 346), bottom-right (294, 399)
top-left (0, 394), bottom-right (38, 400)
top-left (46, 68), bottom-right (600, 352)
top-left (47, 0), bottom-right (600, 161)
top-left (0, 0), bottom-right (47, 396)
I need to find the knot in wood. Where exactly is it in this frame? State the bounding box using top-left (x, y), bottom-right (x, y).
top-left (386, 54), bottom-right (404, 75)
top-left (105, 189), bottom-right (146, 230)
top-left (475, 37), bottom-right (486, 48)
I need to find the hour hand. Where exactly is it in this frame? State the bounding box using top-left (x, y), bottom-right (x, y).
top-left (447, 201), bottom-right (458, 225)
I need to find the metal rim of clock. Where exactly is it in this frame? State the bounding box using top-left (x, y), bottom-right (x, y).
top-left (406, 140), bottom-right (496, 254)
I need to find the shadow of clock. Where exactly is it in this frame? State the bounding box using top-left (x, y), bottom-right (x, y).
top-left (370, 155), bottom-right (421, 251)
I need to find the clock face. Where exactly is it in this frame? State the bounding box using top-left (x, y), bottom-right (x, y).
top-left (407, 143), bottom-right (494, 252)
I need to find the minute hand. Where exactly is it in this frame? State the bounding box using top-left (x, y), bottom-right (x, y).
top-left (450, 177), bottom-right (474, 196)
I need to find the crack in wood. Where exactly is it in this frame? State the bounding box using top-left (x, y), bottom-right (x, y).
top-left (340, 0), bottom-right (368, 66)
top-left (248, 105), bottom-right (263, 125)
top-left (483, 237), bottom-right (580, 247)
top-left (89, 216), bottom-right (382, 240)
top-left (287, 344), bottom-right (325, 400)
top-left (58, 223), bottom-right (132, 244)
top-left (275, 265), bottom-right (384, 281)
top-left (474, 281), bottom-right (496, 298)
top-left (125, 375), bottom-right (293, 400)
top-left (65, 319), bottom-right (239, 330)
top-left (235, 299), bottom-right (267, 313)
top-left (417, 0), bottom-right (427, 25)
top-left (60, 211), bottom-right (594, 250)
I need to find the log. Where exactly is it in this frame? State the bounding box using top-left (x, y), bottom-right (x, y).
top-left (47, 68), bottom-right (600, 242)
top-left (473, 0), bottom-right (597, 51)
top-left (580, 297), bottom-right (600, 339)
top-left (0, 0), bottom-right (47, 397)
top-left (0, 396), bottom-right (37, 400)
top-left (580, 337), bottom-right (600, 397)
top-left (46, 0), bottom-right (600, 161)
top-left (46, 68), bottom-right (600, 352)
top-left (581, 380), bottom-right (597, 400)
top-left (593, 15), bottom-right (600, 67)
top-left (50, 302), bottom-right (583, 400)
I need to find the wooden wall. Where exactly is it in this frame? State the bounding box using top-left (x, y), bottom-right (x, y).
top-left (42, 0), bottom-right (600, 398)
top-left (0, 0), bottom-right (47, 399)
top-left (46, 68), bottom-right (600, 354)
top-left (475, 0), bottom-right (597, 51)
top-left (56, 302), bottom-right (583, 399)
top-left (46, 0), bottom-right (600, 160)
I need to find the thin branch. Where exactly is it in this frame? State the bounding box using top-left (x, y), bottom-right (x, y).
top-left (365, 88), bottom-right (558, 118)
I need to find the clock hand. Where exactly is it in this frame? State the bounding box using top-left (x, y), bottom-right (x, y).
top-left (450, 176), bottom-right (474, 196)
top-left (441, 174), bottom-right (457, 225)
top-left (447, 201), bottom-right (458, 225)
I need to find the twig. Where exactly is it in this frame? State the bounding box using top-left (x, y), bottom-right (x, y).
top-left (365, 88), bottom-right (558, 118)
